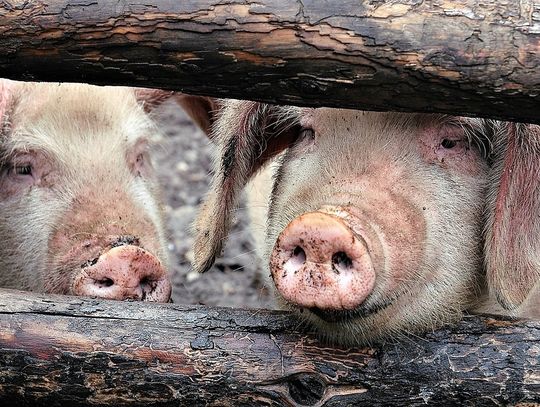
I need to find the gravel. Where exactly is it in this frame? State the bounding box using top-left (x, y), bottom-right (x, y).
top-left (152, 100), bottom-right (275, 309)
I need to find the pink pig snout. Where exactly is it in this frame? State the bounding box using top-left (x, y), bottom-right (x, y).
top-left (270, 211), bottom-right (376, 311)
top-left (73, 245), bottom-right (171, 302)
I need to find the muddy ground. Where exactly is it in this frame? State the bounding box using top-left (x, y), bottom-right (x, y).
top-left (152, 100), bottom-right (275, 309)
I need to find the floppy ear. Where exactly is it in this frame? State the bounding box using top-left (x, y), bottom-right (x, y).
top-left (175, 94), bottom-right (220, 136)
top-left (134, 88), bottom-right (174, 112)
top-left (485, 122), bottom-right (540, 310)
top-left (192, 100), bottom-right (298, 273)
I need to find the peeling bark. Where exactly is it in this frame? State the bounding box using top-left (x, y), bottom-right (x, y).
top-left (0, 289), bottom-right (538, 406)
top-left (0, 1), bottom-right (540, 122)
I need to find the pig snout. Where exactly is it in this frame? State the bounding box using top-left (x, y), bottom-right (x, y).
top-left (73, 244), bottom-right (171, 302)
top-left (270, 211), bottom-right (376, 311)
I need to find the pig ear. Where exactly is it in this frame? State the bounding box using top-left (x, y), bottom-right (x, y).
top-left (134, 88), bottom-right (174, 112)
top-left (175, 94), bottom-right (220, 136)
top-left (485, 122), bottom-right (540, 310)
top-left (192, 101), bottom-right (298, 273)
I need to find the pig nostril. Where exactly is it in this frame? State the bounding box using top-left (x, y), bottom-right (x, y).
top-left (331, 251), bottom-right (353, 274)
top-left (284, 246), bottom-right (307, 274)
top-left (140, 276), bottom-right (156, 292)
top-left (96, 277), bottom-right (114, 288)
top-left (140, 276), bottom-right (158, 301)
top-left (293, 246), bottom-right (304, 258)
top-left (292, 246), bottom-right (306, 266)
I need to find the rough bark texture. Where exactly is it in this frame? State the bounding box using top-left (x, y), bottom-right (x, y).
top-left (1, 1), bottom-right (540, 123)
top-left (0, 288), bottom-right (538, 406)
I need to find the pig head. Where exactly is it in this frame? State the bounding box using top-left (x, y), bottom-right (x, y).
top-left (0, 80), bottom-right (172, 302)
top-left (186, 98), bottom-right (538, 344)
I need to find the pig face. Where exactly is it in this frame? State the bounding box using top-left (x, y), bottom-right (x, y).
top-left (187, 99), bottom-right (505, 344)
top-left (0, 80), bottom-right (172, 302)
top-left (262, 108), bottom-right (490, 343)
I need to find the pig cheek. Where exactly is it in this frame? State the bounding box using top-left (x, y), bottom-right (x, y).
top-left (0, 171), bottom-right (36, 200)
top-left (386, 215), bottom-right (427, 293)
top-left (47, 234), bottom-right (102, 294)
top-left (46, 221), bottom-right (101, 294)
top-left (435, 148), bottom-right (485, 177)
top-left (351, 191), bottom-right (428, 296)
top-left (0, 178), bottom-right (26, 201)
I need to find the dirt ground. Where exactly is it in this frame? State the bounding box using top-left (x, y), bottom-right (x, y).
top-left (152, 100), bottom-right (275, 309)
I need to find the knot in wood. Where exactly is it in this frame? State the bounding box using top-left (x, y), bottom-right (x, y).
top-left (286, 373), bottom-right (326, 406)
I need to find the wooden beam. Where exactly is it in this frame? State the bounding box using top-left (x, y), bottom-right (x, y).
top-left (0, 288), bottom-right (538, 406)
top-left (1, 1), bottom-right (540, 123)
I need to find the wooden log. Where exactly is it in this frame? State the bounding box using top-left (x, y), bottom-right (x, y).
top-left (1, 1), bottom-right (540, 123)
top-left (0, 288), bottom-right (538, 406)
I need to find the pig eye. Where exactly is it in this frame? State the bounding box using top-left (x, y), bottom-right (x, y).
top-left (14, 164), bottom-right (33, 176)
top-left (441, 139), bottom-right (458, 149)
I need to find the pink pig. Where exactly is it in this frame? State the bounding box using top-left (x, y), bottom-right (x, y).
top-left (180, 98), bottom-right (539, 345)
top-left (0, 80), bottom-right (172, 302)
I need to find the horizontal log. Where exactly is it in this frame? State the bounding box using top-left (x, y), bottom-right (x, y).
top-left (0, 288), bottom-right (538, 406)
top-left (1, 1), bottom-right (540, 123)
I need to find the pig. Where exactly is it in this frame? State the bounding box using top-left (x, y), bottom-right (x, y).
top-left (0, 79), bottom-right (173, 302)
top-left (181, 97), bottom-right (539, 345)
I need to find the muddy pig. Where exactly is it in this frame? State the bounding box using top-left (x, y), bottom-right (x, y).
top-left (181, 98), bottom-right (539, 345)
top-left (0, 80), bottom-right (173, 302)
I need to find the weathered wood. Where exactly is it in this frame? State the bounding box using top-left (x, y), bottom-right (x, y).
top-left (1, 1), bottom-right (540, 123)
top-left (0, 288), bottom-right (538, 406)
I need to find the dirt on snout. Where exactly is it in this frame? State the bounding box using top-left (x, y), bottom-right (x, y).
top-left (152, 100), bottom-right (275, 309)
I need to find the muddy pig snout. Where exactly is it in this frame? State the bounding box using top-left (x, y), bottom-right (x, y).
top-left (270, 211), bottom-right (376, 311)
top-left (73, 244), bottom-right (171, 302)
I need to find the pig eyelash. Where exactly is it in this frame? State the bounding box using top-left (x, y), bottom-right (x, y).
top-left (14, 164), bottom-right (32, 176)
top-left (3, 159), bottom-right (34, 178)
top-left (463, 123), bottom-right (494, 158)
top-left (2, 149), bottom-right (43, 179)
top-left (444, 117), bottom-right (493, 158)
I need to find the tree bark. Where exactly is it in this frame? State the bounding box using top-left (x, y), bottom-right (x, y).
top-left (0, 289), bottom-right (538, 406)
top-left (0, 1), bottom-right (540, 123)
